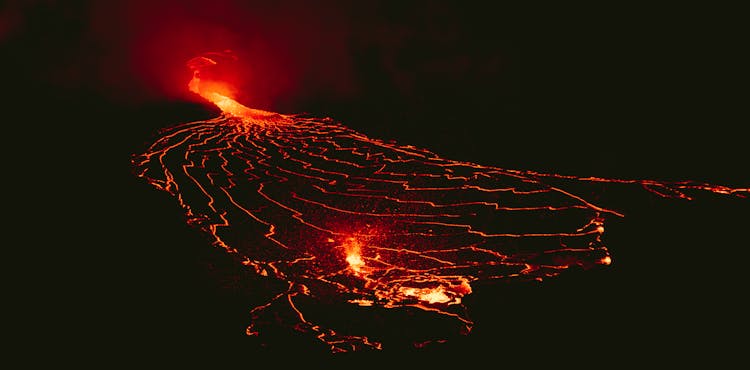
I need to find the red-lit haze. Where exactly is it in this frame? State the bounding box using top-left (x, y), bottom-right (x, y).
top-left (86, 0), bottom-right (356, 109)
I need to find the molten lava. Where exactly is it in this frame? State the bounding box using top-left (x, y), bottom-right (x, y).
top-left (344, 237), bottom-right (366, 273)
top-left (186, 52), bottom-right (290, 125)
top-left (132, 52), bottom-right (749, 352)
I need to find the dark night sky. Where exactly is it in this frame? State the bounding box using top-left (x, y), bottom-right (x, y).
top-left (5, 1), bottom-right (747, 362)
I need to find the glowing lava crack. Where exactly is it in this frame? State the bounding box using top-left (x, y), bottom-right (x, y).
top-left (132, 53), bottom-right (748, 352)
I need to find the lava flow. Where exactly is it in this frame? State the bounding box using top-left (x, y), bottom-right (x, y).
top-left (132, 52), bottom-right (748, 352)
top-left (186, 51), bottom-right (291, 126)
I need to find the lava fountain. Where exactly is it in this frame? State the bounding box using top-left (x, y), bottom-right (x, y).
top-left (132, 51), bottom-right (748, 352)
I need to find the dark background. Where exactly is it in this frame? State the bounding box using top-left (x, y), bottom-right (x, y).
top-left (5, 1), bottom-right (746, 364)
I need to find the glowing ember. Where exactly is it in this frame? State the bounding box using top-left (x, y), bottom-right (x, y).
top-left (132, 52), bottom-right (748, 352)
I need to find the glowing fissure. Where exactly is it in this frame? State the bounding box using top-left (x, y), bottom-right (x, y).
top-left (132, 53), bottom-right (748, 352)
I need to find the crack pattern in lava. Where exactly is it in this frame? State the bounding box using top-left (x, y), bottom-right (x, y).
top-left (131, 53), bottom-right (748, 352)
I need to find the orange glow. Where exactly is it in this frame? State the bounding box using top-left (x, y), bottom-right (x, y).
top-left (348, 299), bottom-right (374, 307)
top-left (401, 286), bottom-right (452, 304)
top-left (346, 253), bottom-right (365, 272)
top-left (187, 55), bottom-right (249, 116)
top-left (186, 52), bottom-right (290, 125)
top-left (343, 237), bottom-right (366, 273)
top-left (601, 256), bottom-right (612, 265)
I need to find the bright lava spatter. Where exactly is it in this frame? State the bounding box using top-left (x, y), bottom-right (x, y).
top-left (132, 53), bottom-right (748, 352)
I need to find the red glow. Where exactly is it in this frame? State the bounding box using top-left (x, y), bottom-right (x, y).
top-left (186, 51), bottom-right (291, 125)
top-left (91, 1), bottom-right (357, 107)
